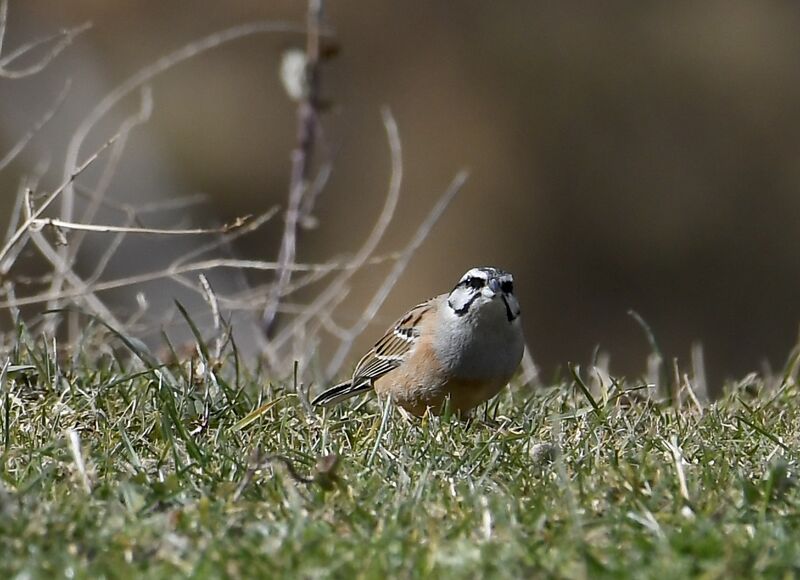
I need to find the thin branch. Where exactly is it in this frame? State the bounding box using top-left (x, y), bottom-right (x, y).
top-left (81, 195), bottom-right (238, 289)
top-left (0, 248), bottom-right (403, 312)
top-left (0, 1), bottom-right (7, 57)
top-left (30, 214), bottom-right (254, 236)
top-left (0, 80), bottom-right (71, 171)
top-left (86, 217), bottom-right (133, 285)
top-left (325, 169), bottom-right (469, 378)
top-left (0, 135), bottom-right (118, 274)
top-left (0, 19), bottom-right (90, 79)
top-left (171, 251), bottom-right (399, 313)
top-left (3, 178), bottom-right (27, 245)
top-left (60, 20), bottom-right (310, 222)
top-left (67, 87), bottom-right (154, 266)
top-left (27, 227), bottom-right (121, 328)
top-left (1, 281), bottom-right (19, 324)
top-left (45, 87), bottom-right (154, 335)
top-left (74, 185), bottom-right (210, 216)
top-left (45, 21), bottom-right (310, 330)
top-left (1, 162), bottom-right (49, 273)
top-left (268, 107), bottom-right (404, 366)
top-left (261, 0), bottom-right (326, 335)
top-left (0, 258), bottom-right (349, 310)
top-left (170, 207), bottom-right (279, 268)
top-left (298, 159), bottom-right (333, 227)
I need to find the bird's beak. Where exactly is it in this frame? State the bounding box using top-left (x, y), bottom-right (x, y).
top-left (484, 278), bottom-right (501, 298)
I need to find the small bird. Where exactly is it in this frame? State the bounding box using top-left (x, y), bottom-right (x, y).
top-left (312, 267), bottom-right (525, 416)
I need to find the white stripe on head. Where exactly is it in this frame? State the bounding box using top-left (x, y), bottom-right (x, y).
top-left (448, 267), bottom-right (518, 318)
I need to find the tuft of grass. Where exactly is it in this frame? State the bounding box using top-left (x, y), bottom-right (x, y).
top-left (1, 322), bottom-right (800, 578)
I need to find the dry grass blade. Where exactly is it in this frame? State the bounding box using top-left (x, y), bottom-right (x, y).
top-left (663, 436), bottom-right (691, 502)
top-left (198, 274), bottom-right (221, 333)
top-left (67, 429), bottom-right (92, 494)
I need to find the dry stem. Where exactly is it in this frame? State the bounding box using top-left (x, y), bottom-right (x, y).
top-left (261, 0), bottom-right (327, 336)
top-left (325, 170), bottom-right (469, 379)
top-left (0, 0), bottom-right (90, 79)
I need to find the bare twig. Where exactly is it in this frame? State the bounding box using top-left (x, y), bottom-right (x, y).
top-left (0, 135), bottom-right (118, 273)
top-left (42, 21), bottom-right (310, 331)
top-left (30, 214), bottom-right (254, 236)
top-left (74, 185), bottom-right (210, 216)
top-left (325, 170), bottom-right (469, 378)
top-left (261, 0), bottom-right (327, 335)
top-left (170, 207), bottom-right (279, 268)
top-left (27, 225), bottom-right (121, 327)
top-left (0, 8), bottom-right (90, 79)
top-left (0, 257), bottom-right (352, 310)
top-left (0, 80), bottom-right (71, 171)
top-left (45, 87), bottom-right (152, 338)
top-left (0, 1), bottom-right (7, 57)
top-left (1, 280), bottom-right (19, 324)
top-left (60, 20), bottom-right (309, 223)
top-left (3, 179), bottom-right (27, 246)
top-left (268, 108), bottom-right (404, 367)
top-left (66, 87), bottom-right (154, 269)
top-left (0, 160), bottom-right (50, 275)
top-left (85, 216), bottom-right (134, 286)
top-left (170, 252), bottom-right (401, 312)
top-left (298, 160), bottom-right (333, 227)
top-left (81, 194), bottom-right (239, 290)
top-left (17, 168), bottom-right (119, 328)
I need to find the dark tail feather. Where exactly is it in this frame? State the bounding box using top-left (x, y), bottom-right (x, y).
top-left (311, 380), bottom-right (373, 407)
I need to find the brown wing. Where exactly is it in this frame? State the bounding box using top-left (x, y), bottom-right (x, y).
top-left (350, 299), bottom-right (435, 385)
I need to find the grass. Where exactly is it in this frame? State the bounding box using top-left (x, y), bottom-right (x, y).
top-left (1, 321), bottom-right (799, 579)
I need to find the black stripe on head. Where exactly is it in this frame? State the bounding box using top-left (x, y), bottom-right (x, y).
top-left (501, 295), bottom-right (516, 321)
top-left (455, 268), bottom-right (488, 291)
top-left (497, 272), bottom-right (514, 295)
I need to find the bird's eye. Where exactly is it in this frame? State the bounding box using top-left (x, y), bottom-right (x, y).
top-left (465, 276), bottom-right (484, 289)
top-left (500, 280), bottom-right (513, 294)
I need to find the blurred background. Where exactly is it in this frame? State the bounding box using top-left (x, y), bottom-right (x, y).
top-left (2, 1), bottom-right (800, 388)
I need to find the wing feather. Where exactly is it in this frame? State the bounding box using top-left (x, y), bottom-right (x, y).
top-left (311, 298), bottom-right (438, 408)
top-left (350, 300), bottom-right (433, 384)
